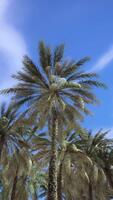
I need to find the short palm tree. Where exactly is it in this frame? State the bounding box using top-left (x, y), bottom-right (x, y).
top-left (1, 146), bottom-right (32, 200)
top-left (0, 102), bottom-right (32, 200)
top-left (1, 41), bottom-right (105, 200)
top-left (32, 128), bottom-right (113, 200)
top-left (102, 149), bottom-right (113, 190)
top-left (57, 129), bottom-right (93, 200)
top-left (95, 132), bottom-right (113, 198)
top-left (76, 129), bottom-right (113, 200)
top-left (0, 102), bottom-right (26, 160)
top-left (32, 129), bottom-right (92, 200)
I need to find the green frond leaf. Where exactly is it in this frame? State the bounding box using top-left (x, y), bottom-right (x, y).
top-left (39, 41), bottom-right (52, 73)
top-left (54, 44), bottom-right (64, 65)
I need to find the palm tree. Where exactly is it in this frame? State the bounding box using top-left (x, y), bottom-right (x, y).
top-left (76, 129), bottom-right (113, 200)
top-left (95, 133), bottom-right (113, 198)
top-left (0, 102), bottom-right (33, 200)
top-left (31, 128), bottom-right (113, 200)
top-left (102, 149), bottom-right (113, 190)
top-left (0, 102), bottom-right (31, 161)
top-left (54, 129), bottom-right (113, 200)
top-left (0, 102), bottom-right (18, 159)
top-left (1, 146), bottom-right (32, 200)
top-left (1, 41), bottom-right (105, 200)
top-left (32, 129), bottom-right (92, 200)
top-left (57, 129), bottom-right (93, 200)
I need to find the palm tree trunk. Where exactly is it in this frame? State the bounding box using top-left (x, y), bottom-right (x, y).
top-left (0, 135), bottom-right (5, 159)
top-left (11, 167), bottom-right (18, 200)
top-left (89, 183), bottom-right (93, 200)
top-left (89, 183), bottom-right (96, 200)
top-left (57, 151), bottom-right (66, 200)
top-left (105, 168), bottom-right (113, 188)
top-left (47, 113), bottom-right (58, 200)
top-left (57, 162), bottom-right (63, 200)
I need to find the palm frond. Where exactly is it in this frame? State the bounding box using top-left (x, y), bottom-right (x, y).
top-left (79, 80), bottom-right (107, 88)
top-left (60, 57), bottom-right (90, 78)
top-left (54, 44), bottom-right (64, 65)
top-left (39, 41), bottom-right (52, 73)
top-left (67, 72), bottom-right (98, 81)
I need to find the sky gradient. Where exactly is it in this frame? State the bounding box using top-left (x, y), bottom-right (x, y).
top-left (0, 0), bottom-right (113, 137)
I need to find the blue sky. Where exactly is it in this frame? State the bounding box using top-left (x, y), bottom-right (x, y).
top-left (0, 0), bottom-right (113, 137)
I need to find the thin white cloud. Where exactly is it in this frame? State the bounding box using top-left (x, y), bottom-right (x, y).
top-left (91, 46), bottom-right (113, 72)
top-left (0, 0), bottom-right (27, 91)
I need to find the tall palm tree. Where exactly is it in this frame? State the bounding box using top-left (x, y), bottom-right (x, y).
top-left (1, 41), bottom-right (105, 200)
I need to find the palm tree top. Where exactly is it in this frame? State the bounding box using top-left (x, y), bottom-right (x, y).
top-left (0, 41), bottom-right (106, 128)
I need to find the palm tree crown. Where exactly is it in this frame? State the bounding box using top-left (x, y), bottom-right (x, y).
top-left (1, 41), bottom-right (105, 127)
